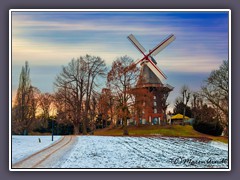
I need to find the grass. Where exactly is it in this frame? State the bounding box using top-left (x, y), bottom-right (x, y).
top-left (94, 125), bottom-right (228, 144)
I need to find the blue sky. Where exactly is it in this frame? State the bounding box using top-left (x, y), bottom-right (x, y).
top-left (11, 10), bottom-right (229, 111)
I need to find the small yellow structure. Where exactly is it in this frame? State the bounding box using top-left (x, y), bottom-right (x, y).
top-left (171, 113), bottom-right (190, 125)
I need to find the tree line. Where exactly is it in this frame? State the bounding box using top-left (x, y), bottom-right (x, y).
top-left (12, 55), bottom-right (229, 136)
top-left (173, 61), bottom-right (229, 136)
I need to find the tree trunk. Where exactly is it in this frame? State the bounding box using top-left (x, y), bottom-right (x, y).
top-left (73, 123), bottom-right (80, 135)
top-left (224, 114), bottom-right (229, 137)
top-left (123, 117), bottom-right (129, 135)
top-left (182, 107), bottom-right (186, 126)
top-left (82, 118), bottom-right (87, 135)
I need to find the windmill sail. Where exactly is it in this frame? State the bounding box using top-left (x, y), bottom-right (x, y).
top-left (145, 60), bottom-right (167, 82)
top-left (127, 33), bottom-right (174, 83)
top-left (150, 34), bottom-right (176, 56)
top-left (127, 34), bottom-right (146, 55)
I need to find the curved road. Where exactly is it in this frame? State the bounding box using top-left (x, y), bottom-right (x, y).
top-left (12, 136), bottom-right (76, 168)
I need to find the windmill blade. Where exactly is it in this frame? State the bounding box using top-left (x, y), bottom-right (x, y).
top-left (145, 59), bottom-right (167, 82)
top-left (164, 84), bottom-right (174, 90)
top-left (146, 62), bottom-right (167, 82)
top-left (149, 34), bottom-right (176, 56)
top-left (127, 34), bottom-right (147, 56)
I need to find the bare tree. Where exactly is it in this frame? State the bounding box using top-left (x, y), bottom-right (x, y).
top-left (180, 85), bottom-right (191, 125)
top-left (97, 88), bottom-right (113, 127)
top-left (82, 55), bottom-right (107, 134)
top-left (38, 93), bottom-right (53, 128)
top-left (107, 55), bottom-right (139, 135)
top-left (202, 60), bottom-right (229, 136)
top-left (88, 92), bottom-right (100, 133)
top-left (54, 58), bottom-right (86, 135)
top-left (54, 55), bottom-right (106, 135)
top-left (191, 92), bottom-right (203, 119)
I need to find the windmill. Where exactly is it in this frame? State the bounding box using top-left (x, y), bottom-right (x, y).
top-left (127, 34), bottom-right (175, 125)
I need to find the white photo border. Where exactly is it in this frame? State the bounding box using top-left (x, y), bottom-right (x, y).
top-left (9, 9), bottom-right (231, 172)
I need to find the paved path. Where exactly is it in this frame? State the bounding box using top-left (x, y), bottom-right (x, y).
top-left (12, 136), bottom-right (76, 168)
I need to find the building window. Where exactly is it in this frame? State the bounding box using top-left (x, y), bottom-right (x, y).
top-left (142, 110), bottom-right (145, 114)
top-left (153, 96), bottom-right (156, 100)
top-left (154, 108), bottom-right (157, 113)
top-left (153, 101), bottom-right (157, 106)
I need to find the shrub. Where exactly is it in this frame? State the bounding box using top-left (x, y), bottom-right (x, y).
top-left (193, 118), bottom-right (223, 136)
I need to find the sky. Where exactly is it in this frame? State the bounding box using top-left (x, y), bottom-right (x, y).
top-left (11, 10), bottom-right (229, 111)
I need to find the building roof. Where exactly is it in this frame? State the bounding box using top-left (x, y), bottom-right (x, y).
top-left (171, 113), bottom-right (190, 120)
top-left (140, 64), bottom-right (162, 84)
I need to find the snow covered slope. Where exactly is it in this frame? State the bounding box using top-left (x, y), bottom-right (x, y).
top-left (57, 136), bottom-right (228, 169)
top-left (12, 135), bottom-right (61, 164)
top-left (12, 135), bottom-right (228, 169)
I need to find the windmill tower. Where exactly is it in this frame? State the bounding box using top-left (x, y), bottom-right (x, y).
top-left (127, 34), bottom-right (175, 125)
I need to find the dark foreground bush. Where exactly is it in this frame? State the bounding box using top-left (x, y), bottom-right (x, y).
top-left (193, 119), bottom-right (223, 136)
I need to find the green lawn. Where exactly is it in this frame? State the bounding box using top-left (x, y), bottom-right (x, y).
top-left (94, 125), bottom-right (228, 144)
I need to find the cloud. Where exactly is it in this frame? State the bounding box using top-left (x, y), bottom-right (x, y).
top-left (12, 37), bottom-right (123, 66)
top-left (12, 13), bottom-right (180, 36)
top-left (11, 11), bottom-right (229, 73)
top-left (160, 56), bottom-right (223, 73)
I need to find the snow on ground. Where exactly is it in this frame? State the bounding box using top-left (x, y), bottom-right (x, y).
top-left (12, 135), bottom-right (61, 164)
top-left (208, 141), bottom-right (228, 151)
top-left (12, 135), bottom-right (228, 168)
top-left (56, 136), bottom-right (228, 169)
